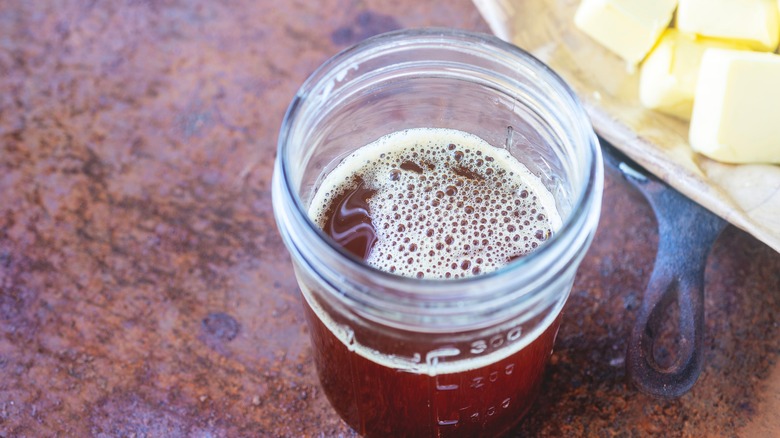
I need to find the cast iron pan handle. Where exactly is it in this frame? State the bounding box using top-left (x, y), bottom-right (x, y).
top-left (601, 141), bottom-right (726, 398)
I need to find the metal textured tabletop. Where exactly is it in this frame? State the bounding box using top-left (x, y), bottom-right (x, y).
top-left (1, 0), bottom-right (778, 436)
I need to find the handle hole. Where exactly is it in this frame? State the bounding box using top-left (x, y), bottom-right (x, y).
top-left (649, 297), bottom-right (680, 370)
top-left (644, 284), bottom-right (687, 372)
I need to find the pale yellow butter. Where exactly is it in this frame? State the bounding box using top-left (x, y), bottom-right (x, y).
top-left (676, 0), bottom-right (780, 52)
top-left (574, 0), bottom-right (678, 67)
top-left (639, 30), bottom-right (749, 120)
top-left (689, 49), bottom-right (780, 164)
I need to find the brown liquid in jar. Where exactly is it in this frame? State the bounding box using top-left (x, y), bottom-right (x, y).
top-left (302, 301), bottom-right (560, 437)
top-left (306, 128), bottom-right (561, 437)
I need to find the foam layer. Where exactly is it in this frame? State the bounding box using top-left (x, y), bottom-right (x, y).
top-left (309, 128), bottom-right (561, 278)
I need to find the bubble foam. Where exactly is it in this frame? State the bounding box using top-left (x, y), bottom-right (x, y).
top-left (309, 128), bottom-right (562, 279)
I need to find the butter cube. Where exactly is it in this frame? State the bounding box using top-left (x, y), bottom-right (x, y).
top-left (676, 0), bottom-right (780, 52)
top-left (690, 49), bottom-right (780, 164)
top-left (574, 0), bottom-right (679, 66)
top-left (640, 30), bottom-right (749, 120)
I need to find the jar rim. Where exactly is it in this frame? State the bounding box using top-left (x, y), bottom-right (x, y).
top-left (275, 28), bottom-right (602, 320)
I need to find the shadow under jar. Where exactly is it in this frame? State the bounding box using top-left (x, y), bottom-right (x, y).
top-left (272, 29), bottom-right (603, 438)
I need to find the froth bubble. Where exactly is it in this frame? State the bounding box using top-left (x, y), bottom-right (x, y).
top-left (309, 128), bottom-right (561, 279)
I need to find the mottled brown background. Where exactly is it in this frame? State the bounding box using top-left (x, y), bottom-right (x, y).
top-left (1, 0), bottom-right (778, 437)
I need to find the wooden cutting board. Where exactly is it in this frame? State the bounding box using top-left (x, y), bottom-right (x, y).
top-left (474, 0), bottom-right (780, 253)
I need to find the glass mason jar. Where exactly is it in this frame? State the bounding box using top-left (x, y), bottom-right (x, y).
top-left (272, 29), bottom-right (603, 437)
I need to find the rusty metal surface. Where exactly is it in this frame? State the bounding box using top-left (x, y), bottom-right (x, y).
top-left (0, 1), bottom-right (778, 437)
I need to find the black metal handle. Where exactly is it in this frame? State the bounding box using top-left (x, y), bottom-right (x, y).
top-left (601, 141), bottom-right (726, 398)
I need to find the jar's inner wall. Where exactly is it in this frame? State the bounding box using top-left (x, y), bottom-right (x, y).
top-left (276, 34), bottom-right (601, 328)
top-left (292, 71), bottom-right (581, 224)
